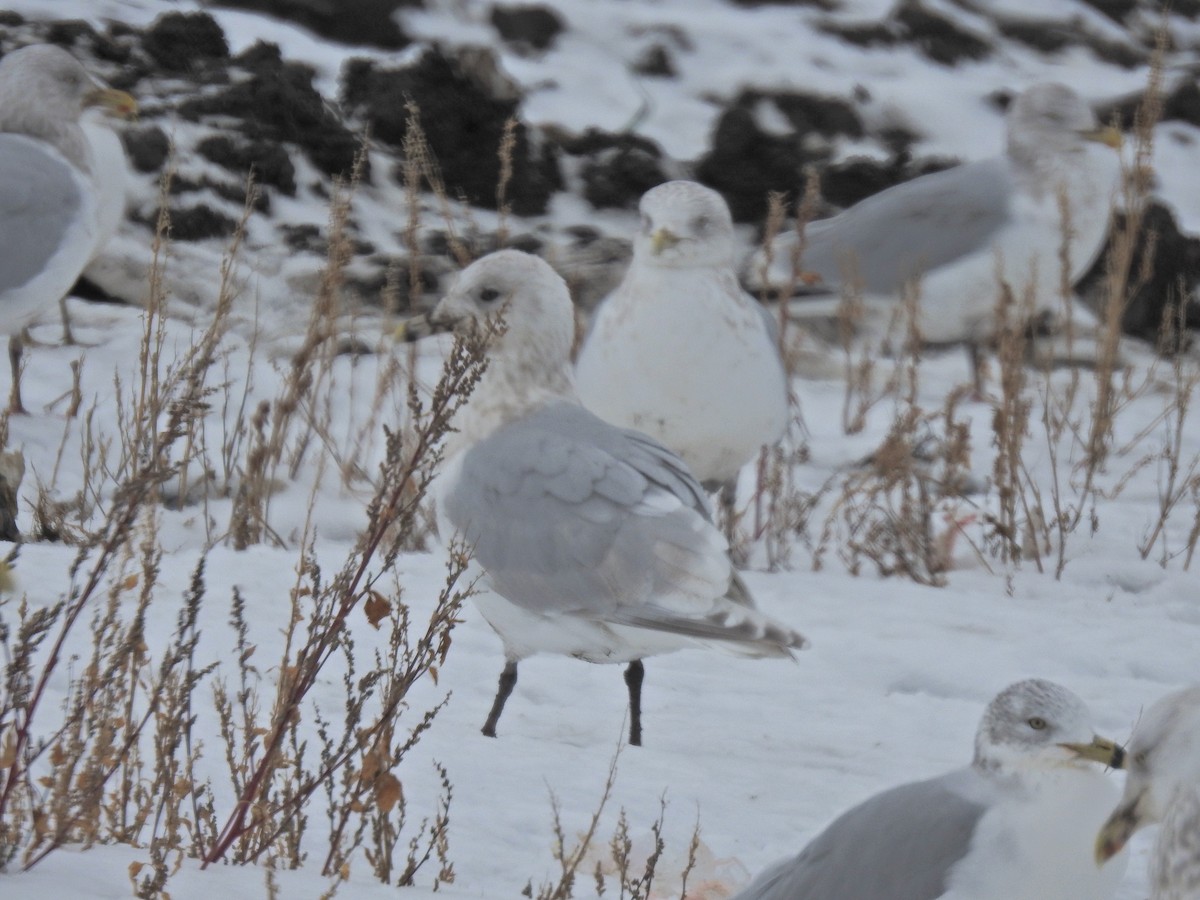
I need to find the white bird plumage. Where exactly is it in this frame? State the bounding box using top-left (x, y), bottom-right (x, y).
top-left (749, 83), bottom-right (1123, 389)
top-left (1095, 685), bottom-right (1200, 900)
top-left (0, 44), bottom-right (135, 411)
top-left (406, 249), bottom-right (806, 745)
top-left (576, 180), bottom-right (789, 492)
top-left (731, 680), bottom-right (1127, 900)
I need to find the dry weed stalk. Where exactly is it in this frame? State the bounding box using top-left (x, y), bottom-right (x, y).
top-left (201, 320), bottom-right (490, 869)
top-left (229, 151), bottom-right (365, 549)
top-left (0, 175), bottom-right (243, 869)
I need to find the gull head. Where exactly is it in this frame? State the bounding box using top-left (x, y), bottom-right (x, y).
top-left (0, 44), bottom-right (136, 125)
top-left (973, 679), bottom-right (1117, 775)
top-left (1006, 83), bottom-right (1122, 169)
top-left (1095, 685), bottom-right (1200, 864)
top-left (635, 180), bottom-right (735, 269)
top-left (401, 249), bottom-right (576, 374)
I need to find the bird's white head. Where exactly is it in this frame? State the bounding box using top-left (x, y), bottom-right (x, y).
top-left (0, 44), bottom-right (137, 169)
top-left (1095, 685), bottom-right (1200, 864)
top-left (973, 679), bottom-right (1115, 775)
top-left (1006, 82), bottom-right (1122, 169)
top-left (634, 180), bottom-right (736, 269)
top-left (416, 249), bottom-right (577, 397)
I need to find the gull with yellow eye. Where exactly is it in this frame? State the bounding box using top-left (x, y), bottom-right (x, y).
top-left (1094, 685), bottom-right (1200, 900)
top-left (731, 679), bottom-right (1126, 900)
top-left (748, 83), bottom-right (1125, 394)
top-left (0, 44), bottom-right (137, 412)
top-left (399, 249), bottom-right (807, 746)
top-left (575, 180), bottom-right (789, 521)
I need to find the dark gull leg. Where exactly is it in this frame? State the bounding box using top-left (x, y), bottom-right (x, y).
top-left (60, 295), bottom-right (76, 346)
top-left (719, 479), bottom-right (737, 545)
top-left (624, 660), bottom-right (645, 747)
top-left (482, 660), bottom-right (518, 738)
top-left (8, 334), bottom-right (25, 415)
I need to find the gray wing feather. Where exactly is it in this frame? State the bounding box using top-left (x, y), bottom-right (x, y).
top-left (0, 135), bottom-right (84, 294)
top-left (445, 403), bottom-right (722, 618)
top-left (795, 158), bottom-right (1013, 295)
top-left (733, 775), bottom-right (986, 900)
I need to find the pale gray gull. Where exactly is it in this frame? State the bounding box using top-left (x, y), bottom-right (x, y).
top-left (576, 180), bottom-right (789, 508)
top-left (731, 679), bottom-right (1127, 900)
top-left (401, 249), bottom-right (807, 745)
top-left (0, 44), bottom-right (136, 411)
top-left (1095, 685), bottom-right (1200, 900)
top-left (749, 84), bottom-right (1123, 391)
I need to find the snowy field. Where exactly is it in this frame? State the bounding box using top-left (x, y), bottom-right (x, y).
top-left (1, 0), bottom-right (1199, 898)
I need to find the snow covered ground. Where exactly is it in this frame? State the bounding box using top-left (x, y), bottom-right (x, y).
top-left (1, 0), bottom-right (1199, 898)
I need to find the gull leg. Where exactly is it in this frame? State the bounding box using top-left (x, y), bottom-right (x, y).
top-left (967, 342), bottom-right (986, 400)
top-left (719, 479), bottom-right (737, 544)
top-left (482, 660), bottom-right (518, 738)
top-left (624, 660), bottom-right (645, 746)
top-left (8, 334), bottom-right (26, 415)
top-left (60, 295), bottom-right (76, 346)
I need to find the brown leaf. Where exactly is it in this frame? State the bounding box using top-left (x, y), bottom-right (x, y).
top-left (128, 861), bottom-right (144, 879)
top-left (375, 772), bottom-right (402, 814)
top-left (49, 743), bottom-right (66, 766)
top-left (0, 730), bottom-right (16, 768)
top-left (363, 590), bottom-right (390, 629)
top-left (122, 574), bottom-right (139, 591)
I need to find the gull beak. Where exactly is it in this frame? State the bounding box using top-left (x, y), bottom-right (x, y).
top-left (1060, 735), bottom-right (1125, 768)
top-left (650, 227), bottom-right (680, 256)
top-left (84, 85), bottom-right (139, 120)
top-left (1095, 790), bottom-right (1150, 865)
top-left (0, 559), bottom-right (15, 594)
top-left (1079, 125), bottom-right (1123, 151)
top-left (394, 312), bottom-right (446, 343)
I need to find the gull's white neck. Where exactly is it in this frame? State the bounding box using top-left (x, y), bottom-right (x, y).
top-left (443, 347), bottom-right (577, 462)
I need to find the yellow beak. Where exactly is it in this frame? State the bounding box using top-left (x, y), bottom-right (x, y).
top-left (1079, 125), bottom-right (1123, 151)
top-left (84, 86), bottom-right (138, 120)
top-left (650, 227), bottom-right (680, 256)
top-left (1059, 735), bottom-right (1125, 768)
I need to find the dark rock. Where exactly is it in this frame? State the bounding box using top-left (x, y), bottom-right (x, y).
top-left (815, 20), bottom-right (899, 49)
top-left (632, 43), bottom-right (675, 77)
top-left (728, 0), bottom-right (837, 7)
top-left (0, 11), bottom-right (24, 27)
top-left (996, 18), bottom-right (1074, 54)
top-left (507, 233), bottom-right (544, 254)
top-left (181, 50), bottom-right (362, 179)
top-left (341, 48), bottom-right (560, 215)
top-left (280, 223), bottom-right (324, 254)
top-left (44, 19), bottom-right (97, 46)
top-left (697, 105), bottom-right (814, 223)
top-left (163, 204), bottom-right (239, 242)
top-left (197, 134), bottom-right (297, 196)
top-left (213, 0), bottom-right (414, 50)
top-left (1097, 80), bottom-right (1200, 133)
top-left (123, 126), bottom-right (171, 173)
top-left (582, 145), bottom-right (667, 210)
top-left (170, 173), bottom-right (272, 214)
top-left (143, 12), bottom-right (230, 73)
top-left (490, 4), bottom-right (565, 51)
top-left (1076, 201), bottom-right (1200, 349)
top-left (559, 129), bottom-right (668, 210)
top-left (821, 154), bottom-right (959, 210)
top-left (771, 91), bottom-right (864, 139)
top-left (1078, 0), bottom-right (1136, 23)
top-left (1165, 81), bottom-right (1200, 128)
top-left (696, 90), bottom-right (862, 223)
top-left (894, 1), bottom-right (992, 66)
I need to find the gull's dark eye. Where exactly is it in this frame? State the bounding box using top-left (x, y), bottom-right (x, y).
top-left (1027, 716), bottom-right (1047, 731)
top-left (1132, 750), bottom-right (1149, 769)
top-left (692, 214), bottom-right (711, 233)
top-left (479, 287), bottom-right (501, 305)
